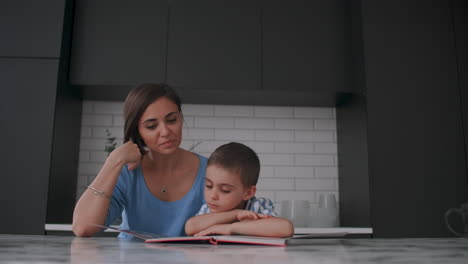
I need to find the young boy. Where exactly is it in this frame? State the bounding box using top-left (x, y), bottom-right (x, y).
top-left (185, 142), bottom-right (294, 238)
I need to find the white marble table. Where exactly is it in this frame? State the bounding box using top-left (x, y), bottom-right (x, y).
top-left (1, 234), bottom-right (467, 264)
top-left (44, 224), bottom-right (374, 236)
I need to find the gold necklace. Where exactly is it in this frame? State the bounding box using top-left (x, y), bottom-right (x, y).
top-left (158, 151), bottom-right (181, 194)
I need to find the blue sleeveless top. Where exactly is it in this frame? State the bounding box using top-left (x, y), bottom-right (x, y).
top-left (105, 155), bottom-right (207, 238)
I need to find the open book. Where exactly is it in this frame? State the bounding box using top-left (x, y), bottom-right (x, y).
top-left (98, 224), bottom-right (288, 246)
top-left (145, 235), bottom-right (288, 246)
top-left (98, 225), bottom-right (348, 247)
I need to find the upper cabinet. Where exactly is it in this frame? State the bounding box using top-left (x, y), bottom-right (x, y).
top-left (262, 0), bottom-right (351, 93)
top-left (0, 0), bottom-right (65, 58)
top-left (166, 0), bottom-right (261, 92)
top-left (69, 0), bottom-right (352, 105)
top-left (70, 0), bottom-right (169, 86)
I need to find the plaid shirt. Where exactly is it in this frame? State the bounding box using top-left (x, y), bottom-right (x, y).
top-left (195, 196), bottom-right (277, 216)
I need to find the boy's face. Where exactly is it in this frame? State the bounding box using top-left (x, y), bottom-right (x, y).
top-left (204, 165), bottom-right (255, 213)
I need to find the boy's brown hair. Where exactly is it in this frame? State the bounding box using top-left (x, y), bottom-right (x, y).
top-left (207, 142), bottom-right (260, 187)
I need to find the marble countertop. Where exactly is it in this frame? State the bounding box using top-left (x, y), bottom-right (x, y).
top-left (45, 224), bottom-right (373, 235)
top-left (1, 234), bottom-right (467, 263)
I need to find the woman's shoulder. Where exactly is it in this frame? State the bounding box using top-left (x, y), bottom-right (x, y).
top-left (117, 164), bottom-right (142, 185)
top-left (181, 149), bottom-right (208, 167)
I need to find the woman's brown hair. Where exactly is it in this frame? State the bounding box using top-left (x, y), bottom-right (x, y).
top-left (123, 83), bottom-right (182, 154)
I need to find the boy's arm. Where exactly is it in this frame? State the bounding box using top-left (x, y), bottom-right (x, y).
top-left (185, 210), bottom-right (241, 236)
top-left (195, 217), bottom-right (295, 238)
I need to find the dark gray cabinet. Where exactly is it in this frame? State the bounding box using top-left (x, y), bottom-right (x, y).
top-left (69, 0), bottom-right (351, 106)
top-left (166, 0), bottom-right (261, 93)
top-left (337, 0), bottom-right (468, 237)
top-left (453, 0), bottom-right (468, 180)
top-left (0, 0), bottom-right (65, 58)
top-left (70, 0), bottom-right (169, 86)
top-left (262, 0), bottom-right (351, 93)
top-left (0, 0), bottom-right (80, 234)
top-left (0, 58), bottom-right (58, 234)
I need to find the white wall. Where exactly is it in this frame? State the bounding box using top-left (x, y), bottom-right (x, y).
top-left (77, 101), bottom-right (339, 211)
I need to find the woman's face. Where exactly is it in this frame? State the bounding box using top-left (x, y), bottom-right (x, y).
top-left (138, 97), bottom-right (183, 155)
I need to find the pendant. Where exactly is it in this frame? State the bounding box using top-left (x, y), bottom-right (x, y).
top-left (162, 187), bottom-right (167, 193)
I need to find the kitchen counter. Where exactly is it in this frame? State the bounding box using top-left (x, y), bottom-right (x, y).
top-left (1, 234), bottom-right (467, 263)
top-left (45, 224), bottom-right (373, 237)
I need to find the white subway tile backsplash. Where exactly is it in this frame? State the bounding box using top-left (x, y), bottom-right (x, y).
top-left (90, 151), bottom-right (108, 163)
top-left (257, 178), bottom-right (295, 191)
top-left (93, 101), bottom-right (123, 114)
top-left (254, 106), bottom-right (294, 118)
top-left (80, 127), bottom-right (92, 138)
top-left (195, 117), bottom-right (234, 128)
top-left (294, 107), bottom-right (334, 119)
top-left (295, 130), bottom-right (335, 142)
top-left (314, 143), bottom-right (337, 154)
top-left (315, 167), bottom-right (338, 178)
top-left (214, 129), bottom-right (255, 141)
top-left (77, 101), bottom-right (340, 212)
top-left (255, 130), bottom-right (294, 141)
top-left (314, 119), bottom-right (337, 130)
top-left (180, 140), bottom-right (196, 150)
top-left (193, 141), bottom-right (229, 153)
top-left (275, 167), bottom-right (315, 178)
top-left (79, 151), bottom-right (90, 162)
top-left (238, 141), bottom-right (275, 153)
top-left (275, 119), bottom-right (314, 130)
top-left (259, 166), bottom-right (275, 178)
top-left (92, 127), bottom-right (124, 139)
top-left (182, 128), bottom-right (215, 140)
top-left (78, 163), bottom-right (103, 175)
top-left (182, 104), bottom-right (214, 116)
top-left (82, 114), bottom-right (113, 126)
top-left (295, 154), bottom-right (335, 166)
top-left (76, 175), bottom-right (90, 189)
top-left (113, 115), bottom-right (124, 126)
top-left (295, 179), bottom-right (335, 191)
top-left (275, 191), bottom-right (316, 203)
top-left (80, 139), bottom-right (106, 151)
top-left (182, 116), bottom-right (195, 128)
top-left (82, 101), bottom-right (93, 114)
top-left (254, 191), bottom-right (275, 201)
top-left (258, 154), bottom-right (294, 166)
top-left (235, 118), bottom-right (274, 129)
top-left (214, 105), bottom-right (254, 117)
top-left (274, 142), bottom-right (315, 154)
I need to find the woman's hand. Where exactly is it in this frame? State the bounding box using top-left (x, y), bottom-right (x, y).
top-left (108, 141), bottom-right (142, 170)
top-left (237, 210), bottom-right (272, 222)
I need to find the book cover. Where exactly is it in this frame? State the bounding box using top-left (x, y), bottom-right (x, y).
top-left (145, 235), bottom-right (288, 246)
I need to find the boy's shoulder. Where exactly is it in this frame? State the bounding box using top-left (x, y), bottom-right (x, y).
top-left (246, 196), bottom-right (277, 216)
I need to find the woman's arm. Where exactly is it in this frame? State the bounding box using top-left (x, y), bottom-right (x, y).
top-left (72, 141), bottom-right (141, 237)
top-left (194, 217), bottom-right (294, 238)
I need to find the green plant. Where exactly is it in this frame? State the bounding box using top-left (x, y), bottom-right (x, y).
top-left (104, 128), bottom-right (117, 156)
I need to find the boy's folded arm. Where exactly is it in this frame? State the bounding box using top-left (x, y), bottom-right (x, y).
top-left (230, 217), bottom-right (294, 238)
top-left (185, 210), bottom-right (241, 236)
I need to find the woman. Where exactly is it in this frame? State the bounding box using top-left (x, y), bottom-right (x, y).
top-left (72, 83), bottom-right (207, 238)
